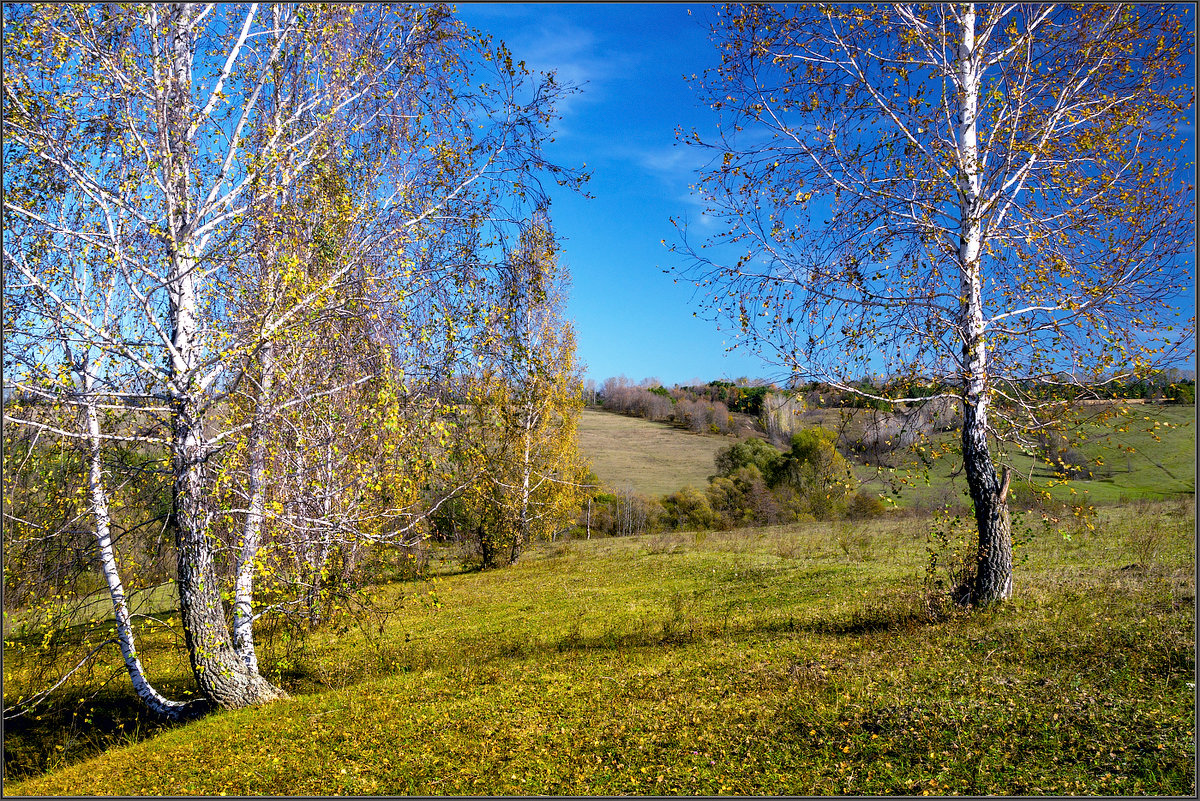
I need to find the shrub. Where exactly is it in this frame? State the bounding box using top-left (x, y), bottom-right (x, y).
top-left (856, 397), bottom-right (960, 466)
top-left (761, 392), bottom-right (804, 444)
top-left (705, 476), bottom-right (743, 529)
top-left (713, 437), bottom-right (782, 479)
top-left (705, 465), bottom-right (788, 528)
top-left (1005, 480), bottom-right (1050, 512)
top-left (588, 486), bottom-right (658, 537)
top-left (846, 489), bottom-right (886, 520)
top-left (660, 486), bottom-right (719, 531)
top-left (728, 385), bottom-right (771, 416)
top-left (1165, 381), bottom-right (1195, 404)
top-left (773, 427), bottom-right (856, 520)
top-left (708, 401), bottom-right (731, 434)
top-left (675, 398), bottom-right (707, 432)
top-left (1037, 430), bottom-right (1094, 480)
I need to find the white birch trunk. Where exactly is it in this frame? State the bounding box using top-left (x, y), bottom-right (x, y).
top-left (512, 406), bottom-right (534, 562)
top-left (955, 7), bottom-right (1013, 604)
top-left (233, 340), bottom-right (275, 673)
top-left (81, 366), bottom-right (193, 719)
top-left (163, 4), bottom-right (284, 705)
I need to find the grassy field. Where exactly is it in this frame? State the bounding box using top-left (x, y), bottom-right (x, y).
top-left (578, 408), bottom-right (751, 497)
top-left (578, 402), bottom-right (1193, 510)
top-left (746, 402), bottom-right (1194, 512)
top-left (5, 498), bottom-right (1194, 795)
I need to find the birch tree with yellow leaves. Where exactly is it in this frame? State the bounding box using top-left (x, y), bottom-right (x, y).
top-left (675, 3), bottom-right (1194, 604)
top-left (4, 2), bottom-right (581, 717)
top-left (449, 219), bottom-right (588, 568)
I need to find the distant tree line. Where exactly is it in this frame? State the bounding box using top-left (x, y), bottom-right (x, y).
top-left (596, 377), bottom-right (737, 435)
top-left (589, 371), bottom-right (1194, 443)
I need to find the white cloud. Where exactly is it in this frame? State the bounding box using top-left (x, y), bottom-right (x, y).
top-left (469, 10), bottom-right (639, 120)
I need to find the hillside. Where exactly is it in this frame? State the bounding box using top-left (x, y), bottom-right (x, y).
top-left (579, 403), bottom-right (1195, 509)
top-left (7, 501), bottom-right (1194, 795)
top-left (578, 408), bottom-right (750, 497)
top-left (840, 402), bottom-right (1196, 510)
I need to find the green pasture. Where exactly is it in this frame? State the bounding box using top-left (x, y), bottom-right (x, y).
top-left (795, 402), bottom-right (1195, 512)
top-left (5, 498), bottom-right (1194, 795)
top-left (578, 402), bottom-right (1193, 510)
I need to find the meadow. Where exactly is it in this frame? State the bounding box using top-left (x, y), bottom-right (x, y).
top-left (5, 497), bottom-right (1194, 795)
top-left (580, 402), bottom-right (1194, 511)
top-left (577, 407), bottom-right (753, 497)
top-left (791, 402), bottom-right (1195, 512)
top-left (3, 402), bottom-right (1195, 794)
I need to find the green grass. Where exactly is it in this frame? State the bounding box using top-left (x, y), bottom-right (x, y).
top-left (578, 402), bottom-right (1193, 511)
top-left (1043, 403), bottom-right (1196, 502)
top-left (812, 402), bottom-right (1195, 511)
top-left (5, 497), bottom-right (1194, 795)
top-left (578, 408), bottom-right (750, 496)
top-left (2, 581), bottom-right (179, 639)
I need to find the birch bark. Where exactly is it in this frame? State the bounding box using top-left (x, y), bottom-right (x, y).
top-left (954, 7), bottom-right (1012, 604)
top-left (81, 364), bottom-right (198, 719)
top-left (161, 3), bottom-right (284, 706)
top-left (233, 340), bottom-right (275, 673)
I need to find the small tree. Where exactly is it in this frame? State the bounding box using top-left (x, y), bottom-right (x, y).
top-left (773, 428), bottom-right (856, 520)
top-left (676, 3), bottom-right (1194, 603)
top-left (452, 219), bottom-right (588, 567)
top-left (713, 437), bottom-right (783, 479)
top-left (661, 486), bottom-right (720, 531)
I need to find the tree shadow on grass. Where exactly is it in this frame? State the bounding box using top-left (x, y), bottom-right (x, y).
top-left (545, 592), bottom-right (945, 658)
top-left (3, 592), bottom-right (942, 785)
top-left (3, 678), bottom-right (203, 784)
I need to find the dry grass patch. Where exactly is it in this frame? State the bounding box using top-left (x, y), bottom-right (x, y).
top-left (578, 408), bottom-right (751, 496)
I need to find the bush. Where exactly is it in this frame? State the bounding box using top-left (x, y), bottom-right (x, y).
top-left (761, 392), bottom-right (804, 444)
top-left (705, 476), bottom-right (743, 529)
top-left (1165, 381), bottom-right (1195, 404)
top-left (705, 465), bottom-right (789, 528)
top-left (855, 398), bottom-right (960, 466)
top-left (728, 385), bottom-right (771, 416)
top-left (773, 428), bottom-right (855, 520)
top-left (708, 401), bottom-right (731, 434)
top-left (713, 437), bottom-right (782, 479)
top-left (1005, 480), bottom-right (1051, 512)
top-left (660, 486), bottom-right (720, 531)
top-left (846, 489), bottom-right (886, 520)
top-left (1037, 430), bottom-right (1094, 480)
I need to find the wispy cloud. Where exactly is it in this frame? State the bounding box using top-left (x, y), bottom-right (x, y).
top-left (617, 143), bottom-right (714, 218)
top-left (471, 10), bottom-right (638, 120)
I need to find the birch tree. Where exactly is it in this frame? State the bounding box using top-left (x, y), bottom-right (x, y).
top-left (491, 221), bottom-right (587, 563)
top-left (4, 2), bottom-right (581, 715)
top-left (446, 220), bottom-right (587, 567)
top-left (675, 3), bottom-right (1194, 604)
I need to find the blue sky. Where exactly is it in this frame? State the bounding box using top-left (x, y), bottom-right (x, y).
top-left (455, 3), bottom-right (773, 387)
top-left (455, 3), bottom-right (1196, 387)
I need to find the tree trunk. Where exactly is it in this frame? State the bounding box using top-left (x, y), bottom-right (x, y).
top-left (82, 368), bottom-right (200, 720)
top-left (956, 6), bottom-right (1012, 606)
top-left (171, 383), bottom-right (286, 708)
top-left (961, 398), bottom-right (1013, 604)
top-left (511, 412), bottom-right (534, 565)
top-left (478, 523), bottom-right (496, 569)
top-left (166, 248), bottom-right (285, 708)
top-left (162, 4), bottom-right (284, 708)
top-left (234, 340), bottom-right (275, 673)
top-left (165, 220), bottom-right (285, 709)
